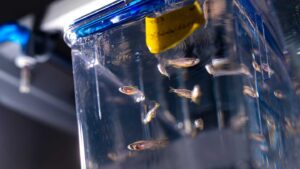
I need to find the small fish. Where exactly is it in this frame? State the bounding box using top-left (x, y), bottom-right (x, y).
top-left (143, 102), bottom-right (160, 124)
top-left (264, 115), bottom-right (276, 145)
top-left (191, 85), bottom-right (202, 103)
top-left (205, 61), bottom-right (252, 77)
top-left (249, 133), bottom-right (265, 142)
top-left (167, 58), bottom-right (200, 68)
top-left (170, 85), bottom-right (201, 103)
top-left (119, 86), bottom-right (145, 102)
top-left (252, 61), bottom-right (262, 72)
top-left (127, 139), bottom-right (169, 151)
top-left (119, 86), bottom-right (140, 95)
top-left (274, 90), bottom-right (285, 99)
top-left (157, 63), bottom-right (170, 78)
top-left (194, 118), bottom-right (204, 130)
top-left (261, 63), bottom-right (274, 77)
top-left (264, 115), bottom-right (276, 129)
top-left (268, 128), bottom-right (276, 146)
top-left (170, 88), bottom-right (192, 99)
top-left (243, 86), bottom-right (259, 98)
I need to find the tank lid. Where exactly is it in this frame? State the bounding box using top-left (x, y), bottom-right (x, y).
top-left (63, 0), bottom-right (196, 47)
top-left (63, 0), bottom-right (170, 47)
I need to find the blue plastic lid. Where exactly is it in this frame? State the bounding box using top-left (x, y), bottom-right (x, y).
top-left (64, 0), bottom-right (194, 47)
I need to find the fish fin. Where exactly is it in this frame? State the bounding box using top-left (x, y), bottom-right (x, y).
top-left (158, 60), bottom-right (173, 79)
top-left (158, 58), bottom-right (168, 66)
top-left (205, 64), bottom-right (214, 75)
top-left (118, 87), bottom-right (123, 93)
top-left (158, 64), bottom-right (171, 79)
top-left (192, 85), bottom-right (196, 94)
top-left (191, 85), bottom-right (201, 104)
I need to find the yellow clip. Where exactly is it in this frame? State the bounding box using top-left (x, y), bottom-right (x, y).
top-left (145, 1), bottom-right (205, 54)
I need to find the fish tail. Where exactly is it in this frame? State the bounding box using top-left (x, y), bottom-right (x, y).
top-left (169, 87), bottom-right (175, 93)
top-left (164, 59), bottom-right (171, 66)
top-left (192, 85), bottom-right (197, 93)
top-left (205, 64), bottom-right (214, 75)
top-left (192, 96), bottom-right (200, 104)
top-left (155, 102), bottom-right (160, 108)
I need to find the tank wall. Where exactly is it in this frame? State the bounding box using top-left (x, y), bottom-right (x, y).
top-left (70, 0), bottom-right (300, 168)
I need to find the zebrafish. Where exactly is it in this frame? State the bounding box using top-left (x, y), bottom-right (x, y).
top-left (261, 63), bottom-right (274, 77)
top-left (274, 90), bottom-right (285, 99)
top-left (205, 59), bottom-right (252, 77)
top-left (143, 102), bottom-right (160, 124)
top-left (167, 58), bottom-right (200, 68)
top-left (170, 85), bottom-right (201, 103)
top-left (243, 86), bottom-right (259, 98)
top-left (157, 63), bottom-right (170, 78)
top-left (252, 60), bottom-right (262, 72)
top-left (119, 86), bottom-right (145, 102)
top-left (119, 86), bottom-right (140, 95)
top-left (127, 139), bottom-right (169, 151)
top-left (194, 118), bottom-right (204, 130)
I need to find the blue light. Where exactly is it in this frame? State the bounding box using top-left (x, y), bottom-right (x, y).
top-left (0, 23), bottom-right (30, 50)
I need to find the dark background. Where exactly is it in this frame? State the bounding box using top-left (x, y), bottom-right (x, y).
top-left (0, 1), bottom-right (80, 169)
top-left (0, 0), bottom-right (55, 23)
top-left (0, 105), bottom-right (79, 169)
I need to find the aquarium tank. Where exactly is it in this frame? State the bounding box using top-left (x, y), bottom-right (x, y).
top-left (64, 0), bottom-right (300, 168)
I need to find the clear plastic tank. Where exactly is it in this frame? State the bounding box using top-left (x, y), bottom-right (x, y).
top-left (64, 0), bottom-right (300, 168)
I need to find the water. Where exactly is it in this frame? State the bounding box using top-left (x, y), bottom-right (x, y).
top-left (69, 0), bottom-right (300, 169)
